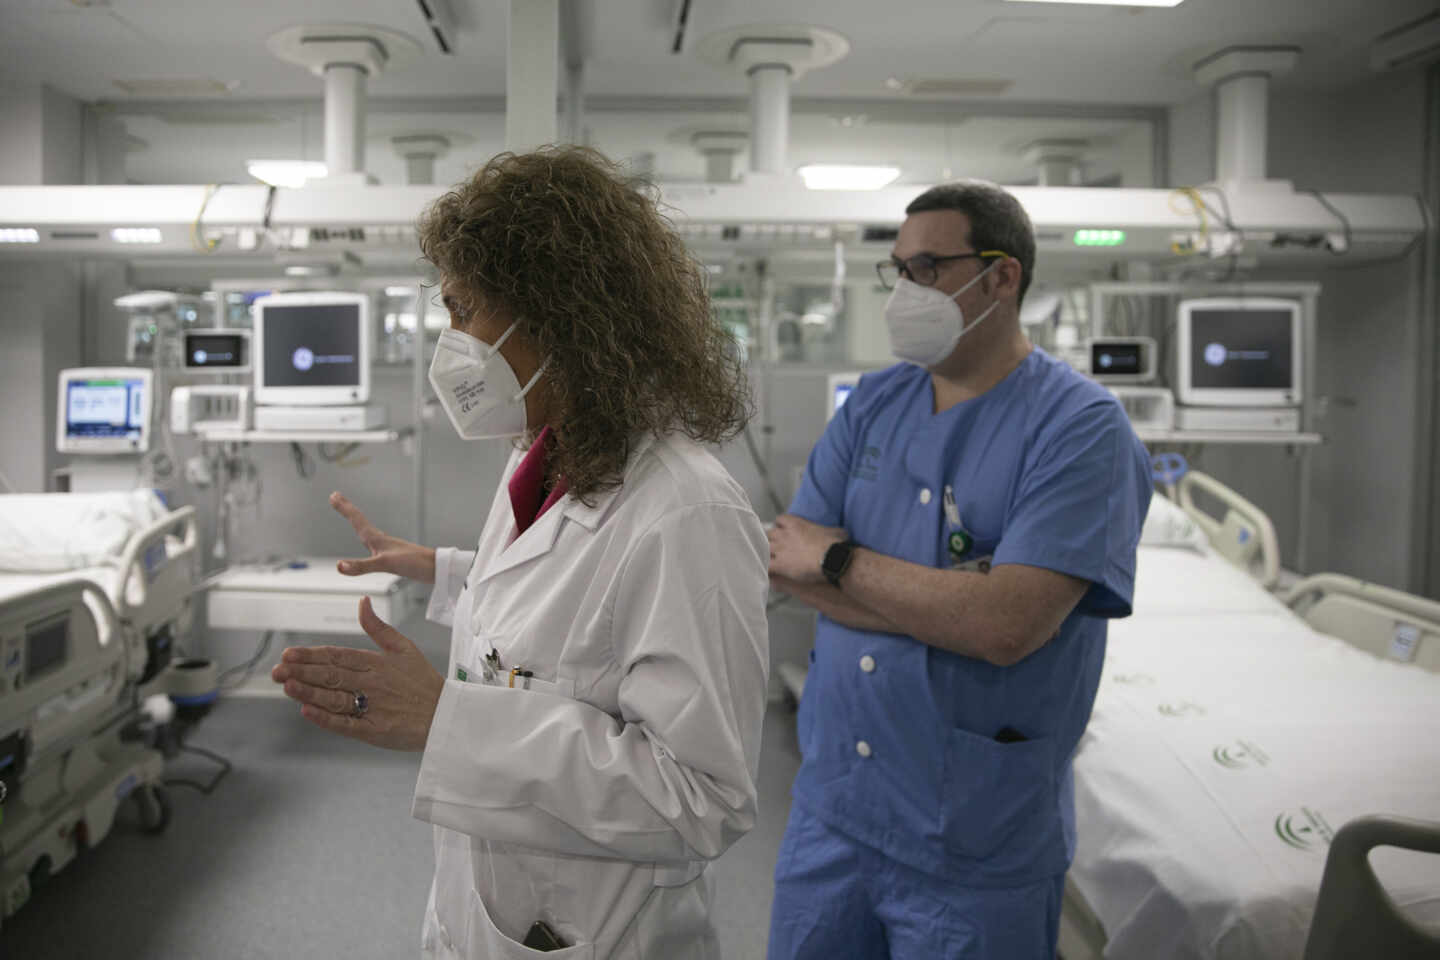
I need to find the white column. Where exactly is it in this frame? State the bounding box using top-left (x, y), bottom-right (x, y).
top-left (405, 153), bottom-right (436, 185)
top-left (562, 61), bottom-right (584, 145)
top-left (507, 0), bottom-right (559, 152)
top-left (323, 65), bottom-right (366, 176)
top-left (1038, 157), bottom-right (1081, 187)
top-left (749, 65), bottom-right (791, 176)
top-left (1215, 73), bottom-right (1269, 182)
top-left (705, 151), bottom-right (735, 183)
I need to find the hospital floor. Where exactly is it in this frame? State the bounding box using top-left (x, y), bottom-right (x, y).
top-left (0, 698), bottom-right (803, 960)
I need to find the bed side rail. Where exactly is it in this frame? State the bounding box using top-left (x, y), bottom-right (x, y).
top-left (1285, 574), bottom-right (1440, 674)
top-left (1177, 470), bottom-right (1281, 589)
top-left (116, 505), bottom-right (198, 624)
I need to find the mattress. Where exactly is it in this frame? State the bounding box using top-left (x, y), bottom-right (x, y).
top-left (0, 566), bottom-right (124, 607)
top-left (1071, 555), bottom-right (1440, 959)
top-left (0, 491), bottom-right (169, 572)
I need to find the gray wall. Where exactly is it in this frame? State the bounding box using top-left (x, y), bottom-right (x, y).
top-left (1165, 68), bottom-right (1434, 595)
top-left (0, 85), bottom-right (90, 493)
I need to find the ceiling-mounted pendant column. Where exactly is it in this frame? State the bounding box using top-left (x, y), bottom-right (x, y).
top-left (324, 63), bottom-right (368, 177)
top-left (696, 25), bottom-right (849, 181)
top-left (267, 24), bottom-right (420, 184)
top-left (392, 135), bottom-right (451, 186)
top-left (509, 0), bottom-right (560, 152)
top-left (692, 131), bottom-right (749, 183)
top-left (1024, 139), bottom-right (1089, 187)
top-left (1193, 46), bottom-right (1300, 184)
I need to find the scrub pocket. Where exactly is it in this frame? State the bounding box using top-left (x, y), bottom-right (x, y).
top-left (940, 727), bottom-right (1057, 861)
top-left (464, 889), bottom-right (595, 959)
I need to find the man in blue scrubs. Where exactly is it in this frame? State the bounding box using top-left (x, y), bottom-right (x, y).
top-left (766, 182), bottom-right (1152, 959)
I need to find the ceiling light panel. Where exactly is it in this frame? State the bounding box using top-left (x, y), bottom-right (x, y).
top-left (1005, 0), bottom-right (1184, 6)
top-left (798, 165), bottom-right (902, 191)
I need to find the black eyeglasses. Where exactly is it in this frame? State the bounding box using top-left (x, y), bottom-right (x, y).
top-left (875, 250), bottom-right (1009, 290)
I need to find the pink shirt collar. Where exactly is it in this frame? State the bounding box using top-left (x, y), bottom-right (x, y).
top-left (508, 426), bottom-right (568, 538)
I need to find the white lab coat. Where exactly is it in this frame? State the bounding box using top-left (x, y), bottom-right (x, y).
top-left (413, 432), bottom-right (770, 960)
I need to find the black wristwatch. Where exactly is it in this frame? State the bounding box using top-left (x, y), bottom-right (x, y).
top-left (822, 540), bottom-right (858, 587)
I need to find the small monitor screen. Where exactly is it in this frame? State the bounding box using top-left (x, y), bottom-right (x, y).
top-left (1189, 309), bottom-right (1294, 390)
top-left (185, 331), bottom-right (248, 369)
top-left (65, 377), bottom-right (146, 442)
top-left (261, 304), bottom-right (362, 388)
top-left (1092, 342), bottom-right (1143, 375)
top-left (26, 614), bottom-right (68, 679)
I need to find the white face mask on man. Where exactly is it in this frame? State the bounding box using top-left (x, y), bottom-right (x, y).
top-left (883, 260), bottom-right (1002, 368)
top-left (427, 321), bottom-right (548, 440)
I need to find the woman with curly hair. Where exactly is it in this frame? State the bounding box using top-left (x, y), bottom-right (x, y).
top-left (271, 146), bottom-right (769, 959)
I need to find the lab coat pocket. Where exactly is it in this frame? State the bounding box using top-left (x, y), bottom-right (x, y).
top-left (464, 889), bottom-right (595, 959)
top-left (940, 727), bottom-right (1056, 862)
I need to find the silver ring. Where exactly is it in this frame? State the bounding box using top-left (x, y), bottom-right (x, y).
top-left (351, 690), bottom-right (368, 718)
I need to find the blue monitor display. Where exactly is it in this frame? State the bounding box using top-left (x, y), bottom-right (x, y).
top-left (65, 377), bottom-right (146, 443)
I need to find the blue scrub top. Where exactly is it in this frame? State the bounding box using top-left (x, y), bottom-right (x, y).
top-left (789, 348), bottom-right (1152, 887)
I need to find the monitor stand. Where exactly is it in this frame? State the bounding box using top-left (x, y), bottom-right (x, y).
top-left (69, 457), bottom-right (143, 492)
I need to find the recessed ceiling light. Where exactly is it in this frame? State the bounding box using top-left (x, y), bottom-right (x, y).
top-left (247, 160), bottom-right (328, 188)
top-left (0, 228), bottom-right (40, 243)
top-left (112, 76), bottom-right (240, 96)
top-left (798, 165), bottom-right (901, 191)
top-left (1005, 0), bottom-right (1184, 6)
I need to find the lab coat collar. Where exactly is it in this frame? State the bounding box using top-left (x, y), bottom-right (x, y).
top-left (475, 432), bottom-right (655, 584)
top-left (558, 432), bottom-right (655, 532)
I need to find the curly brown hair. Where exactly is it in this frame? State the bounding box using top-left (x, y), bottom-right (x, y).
top-left (418, 146), bottom-right (753, 504)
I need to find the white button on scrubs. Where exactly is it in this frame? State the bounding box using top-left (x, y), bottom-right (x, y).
top-left (856, 740), bottom-right (873, 758)
top-left (918, 488), bottom-right (932, 505)
top-left (859, 655), bottom-right (876, 673)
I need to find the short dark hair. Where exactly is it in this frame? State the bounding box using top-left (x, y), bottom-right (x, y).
top-left (904, 181), bottom-right (1036, 306)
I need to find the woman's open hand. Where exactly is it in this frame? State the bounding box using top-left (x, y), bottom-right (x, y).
top-left (331, 491), bottom-right (437, 584)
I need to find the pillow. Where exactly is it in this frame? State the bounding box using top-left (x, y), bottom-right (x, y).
top-left (1140, 493), bottom-right (1209, 551)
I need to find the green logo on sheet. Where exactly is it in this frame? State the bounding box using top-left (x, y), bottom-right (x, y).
top-left (1157, 700), bottom-right (1206, 718)
top-left (1213, 739), bottom-right (1270, 770)
top-left (1275, 807), bottom-right (1334, 851)
top-left (1112, 672), bottom-right (1156, 686)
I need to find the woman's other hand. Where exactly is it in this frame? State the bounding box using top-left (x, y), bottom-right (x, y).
top-left (331, 491), bottom-right (437, 584)
top-left (272, 597), bottom-right (444, 752)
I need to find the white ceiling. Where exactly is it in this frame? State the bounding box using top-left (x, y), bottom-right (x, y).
top-left (1, 0), bottom-right (1433, 105)
top-left (0, 0), bottom-right (1430, 190)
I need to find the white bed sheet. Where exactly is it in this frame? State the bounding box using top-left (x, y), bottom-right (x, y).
top-left (0, 491), bottom-right (169, 572)
top-left (1072, 552), bottom-right (1440, 959)
top-left (0, 566), bottom-right (125, 607)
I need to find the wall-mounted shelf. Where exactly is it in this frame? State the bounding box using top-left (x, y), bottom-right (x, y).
top-left (1136, 430), bottom-right (1323, 446)
top-left (194, 429), bottom-right (400, 444)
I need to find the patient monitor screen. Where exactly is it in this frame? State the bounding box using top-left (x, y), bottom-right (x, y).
top-left (65, 377), bottom-right (147, 443)
top-left (1188, 308), bottom-right (1294, 390)
top-left (261, 304), bottom-right (362, 388)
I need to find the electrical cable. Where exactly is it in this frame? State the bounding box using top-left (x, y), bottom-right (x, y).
top-left (1300, 189), bottom-right (1352, 256)
top-left (163, 744), bottom-right (232, 795)
top-left (742, 423), bottom-right (787, 515)
top-left (216, 630), bottom-right (273, 691)
top-left (191, 184), bottom-right (223, 253)
top-left (290, 442), bottom-right (314, 479)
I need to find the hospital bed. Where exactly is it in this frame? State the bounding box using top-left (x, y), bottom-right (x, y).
top-left (1058, 472), bottom-right (1440, 960)
top-left (0, 492), bottom-right (201, 925)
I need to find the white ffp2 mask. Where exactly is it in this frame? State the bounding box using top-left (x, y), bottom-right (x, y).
top-left (427, 323), bottom-right (547, 440)
top-left (883, 261), bottom-right (1001, 368)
